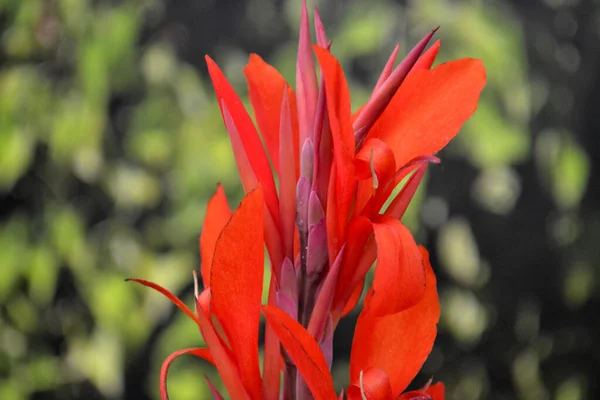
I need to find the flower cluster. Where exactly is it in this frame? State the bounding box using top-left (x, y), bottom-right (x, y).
top-left (129, 2), bottom-right (485, 399)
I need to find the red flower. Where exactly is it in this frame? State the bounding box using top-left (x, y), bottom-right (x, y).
top-left (263, 247), bottom-right (443, 400)
top-left (130, 1), bottom-right (486, 398)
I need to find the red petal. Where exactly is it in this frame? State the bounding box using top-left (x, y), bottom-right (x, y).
top-left (297, 0), bottom-right (319, 145)
top-left (210, 188), bottom-right (265, 399)
top-left (350, 247), bottom-right (441, 396)
top-left (410, 40), bottom-right (441, 73)
top-left (195, 293), bottom-right (251, 400)
top-left (200, 184), bottom-right (232, 288)
top-left (383, 164), bottom-right (428, 220)
top-left (262, 279), bottom-right (281, 400)
top-left (398, 382), bottom-right (444, 400)
top-left (314, 46), bottom-right (356, 262)
top-left (160, 348), bottom-right (214, 400)
top-left (341, 278), bottom-right (364, 318)
top-left (205, 56), bottom-right (280, 227)
top-left (279, 91), bottom-right (297, 260)
top-left (204, 375), bottom-right (225, 400)
top-left (244, 55), bottom-right (299, 174)
top-left (426, 382), bottom-right (445, 400)
top-left (368, 217), bottom-right (425, 316)
top-left (262, 305), bottom-right (337, 400)
top-left (126, 278), bottom-right (200, 326)
top-left (354, 138), bottom-right (397, 216)
top-left (369, 58), bottom-right (486, 169)
top-left (347, 368), bottom-right (393, 400)
top-left (331, 216), bottom-right (372, 321)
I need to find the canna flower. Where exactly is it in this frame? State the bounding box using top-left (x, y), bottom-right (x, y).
top-left (130, 1), bottom-right (486, 398)
top-left (206, 0), bottom-right (484, 352)
top-left (263, 247), bottom-right (443, 400)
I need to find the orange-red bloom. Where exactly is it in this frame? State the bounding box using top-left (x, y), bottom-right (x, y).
top-left (264, 247), bottom-right (442, 400)
top-left (130, 0), bottom-right (486, 398)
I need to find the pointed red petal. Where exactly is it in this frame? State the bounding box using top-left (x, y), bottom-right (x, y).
top-left (279, 90), bottom-right (297, 260)
top-left (159, 348), bottom-right (214, 400)
top-left (200, 184), bottom-right (232, 288)
top-left (244, 54), bottom-right (299, 173)
top-left (314, 46), bottom-right (356, 261)
top-left (374, 45), bottom-right (400, 93)
top-left (126, 278), bottom-right (200, 326)
top-left (210, 188), bottom-right (265, 399)
top-left (263, 305), bottom-right (337, 400)
top-left (410, 40), bottom-right (441, 73)
top-left (383, 164), bottom-right (428, 220)
top-left (297, 0), bottom-right (319, 145)
top-left (353, 29), bottom-right (438, 140)
top-left (205, 56), bottom-right (280, 226)
top-left (350, 247), bottom-right (440, 396)
top-left (370, 58), bottom-right (486, 168)
top-left (204, 375), bottom-right (225, 400)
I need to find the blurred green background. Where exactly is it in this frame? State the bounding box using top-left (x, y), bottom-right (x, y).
top-left (1, 0), bottom-right (598, 399)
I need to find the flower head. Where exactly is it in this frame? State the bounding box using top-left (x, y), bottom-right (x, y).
top-left (129, 1), bottom-right (486, 398)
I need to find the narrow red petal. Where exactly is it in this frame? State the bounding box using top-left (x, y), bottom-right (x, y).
top-left (279, 90), bottom-right (297, 260)
top-left (262, 279), bottom-right (281, 400)
top-left (374, 44), bottom-right (400, 93)
top-left (204, 375), bottom-right (225, 400)
top-left (383, 164), bottom-right (428, 220)
top-left (205, 56), bottom-right (280, 226)
top-left (195, 294), bottom-right (251, 400)
top-left (200, 184), bottom-right (232, 288)
top-left (263, 305), bottom-right (337, 400)
top-left (350, 247), bottom-right (441, 396)
top-left (296, 0), bottom-right (319, 145)
top-left (244, 54), bottom-right (298, 172)
top-left (159, 348), bottom-right (214, 400)
top-left (210, 188), bottom-right (265, 399)
top-left (370, 58), bottom-right (486, 169)
top-left (410, 40), bottom-right (441, 73)
top-left (126, 278), bottom-right (200, 326)
top-left (314, 46), bottom-right (356, 262)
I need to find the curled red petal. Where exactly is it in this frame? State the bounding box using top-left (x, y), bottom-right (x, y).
top-left (200, 184), bottom-right (231, 288)
top-left (210, 187), bottom-right (265, 399)
top-left (347, 368), bottom-right (393, 400)
top-left (263, 305), bottom-right (337, 400)
top-left (126, 278), bottom-right (200, 326)
top-left (350, 247), bottom-right (441, 396)
top-left (160, 348), bottom-right (214, 400)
